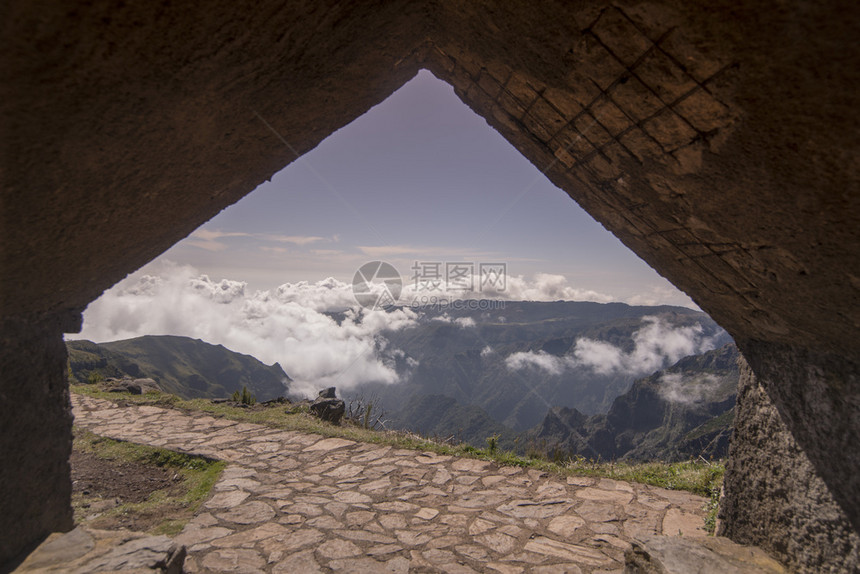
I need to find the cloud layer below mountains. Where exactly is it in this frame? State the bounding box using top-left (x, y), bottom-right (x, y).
top-left (70, 265), bottom-right (632, 396)
top-left (70, 264), bottom-right (706, 397)
top-left (505, 316), bottom-right (718, 378)
top-left (71, 265), bottom-right (417, 397)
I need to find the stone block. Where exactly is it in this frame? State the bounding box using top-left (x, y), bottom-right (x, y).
top-left (718, 355), bottom-right (860, 573)
top-left (591, 7), bottom-right (652, 66)
top-left (626, 535), bottom-right (785, 573)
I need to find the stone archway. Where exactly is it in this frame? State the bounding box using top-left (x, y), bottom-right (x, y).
top-left (2, 0), bottom-right (858, 568)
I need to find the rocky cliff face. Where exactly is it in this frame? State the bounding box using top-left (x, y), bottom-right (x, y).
top-left (528, 344), bottom-right (739, 461)
top-left (378, 302), bottom-right (727, 432)
top-left (719, 356), bottom-right (860, 573)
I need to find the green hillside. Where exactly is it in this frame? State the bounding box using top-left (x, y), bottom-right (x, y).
top-left (388, 394), bottom-right (518, 452)
top-left (67, 335), bottom-right (291, 401)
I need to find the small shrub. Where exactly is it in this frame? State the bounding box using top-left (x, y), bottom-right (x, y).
top-left (230, 385), bottom-right (256, 405)
top-left (345, 393), bottom-right (386, 430)
top-left (87, 372), bottom-right (104, 384)
top-left (486, 434), bottom-right (499, 454)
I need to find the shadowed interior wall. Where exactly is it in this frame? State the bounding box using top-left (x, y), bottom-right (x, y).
top-left (2, 0), bottom-right (858, 566)
top-left (720, 357), bottom-right (859, 572)
top-left (0, 315), bottom-right (76, 566)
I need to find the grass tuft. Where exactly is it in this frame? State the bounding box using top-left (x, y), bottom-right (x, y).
top-left (73, 427), bottom-right (224, 534)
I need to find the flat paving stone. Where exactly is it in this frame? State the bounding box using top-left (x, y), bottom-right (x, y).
top-left (70, 394), bottom-right (717, 573)
top-left (216, 501), bottom-right (277, 524)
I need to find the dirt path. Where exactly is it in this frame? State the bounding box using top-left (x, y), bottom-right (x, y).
top-left (72, 394), bottom-right (708, 573)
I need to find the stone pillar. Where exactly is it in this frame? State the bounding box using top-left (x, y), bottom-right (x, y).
top-left (0, 314), bottom-right (76, 567)
top-left (719, 354), bottom-right (859, 572)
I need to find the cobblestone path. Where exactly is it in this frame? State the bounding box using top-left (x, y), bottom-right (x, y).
top-left (72, 395), bottom-right (708, 573)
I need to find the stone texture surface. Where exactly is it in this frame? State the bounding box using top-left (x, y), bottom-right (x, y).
top-left (15, 526), bottom-right (185, 573)
top-left (719, 357), bottom-right (860, 573)
top-left (0, 316), bottom-right (75, 567)
top-left (309, 388), bottom-right (346, 425)
top-left (2, 0), bottom-right (859, 566)
top-left (625, 535), bottom-right (785, 574)
top-left (71, 395), bottom-right (714, 573)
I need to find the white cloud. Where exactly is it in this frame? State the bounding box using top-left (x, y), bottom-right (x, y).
top-left (259, 246), bottom-right (290, 254)
top-left (505, 351), bottom-right (573, 376)
top-left (625, 285), bottom-right (699, 310)
top-left (185, 228), bottom-right (335, 252)
top-left (401, 272), bottom-right (615, 304)
top-left (430, 314), bottom-right (476, 328)
top-left (492, 273), bottom-right (616, 303)
top-left (185, 240), bottom-right (229, 252)
top-left (186, 230), bottom-right (252, 252)
top-left (70, 263), bottom-right (418, 398)
top-left (356, 245), bottom-right (442, 257)
top-left (265, 234), bottom-right (329, 245)
top-left (505, 316), bottom-right (719, 378)
top-left (193, 230), bottom-right (251, 241)
top-left (455, 317), bottom-right (476, 328)
top-left (570, 339), bottom-right (624, 375)
top-left (395, 269), bottom-right (697, 309)
top-left (658, 373), bottom-right (725, 404)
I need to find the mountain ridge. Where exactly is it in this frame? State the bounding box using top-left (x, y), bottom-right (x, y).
top-left (526, 343), bottom-right (739, 462)
top-left (67, 335), bottom-right (291, 402)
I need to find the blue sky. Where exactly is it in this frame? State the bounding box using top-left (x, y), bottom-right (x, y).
top-left (140, 70), bottom-right (692, 307)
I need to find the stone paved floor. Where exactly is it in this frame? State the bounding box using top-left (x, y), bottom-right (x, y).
top-left (72, 395), bottom-right (708, 573)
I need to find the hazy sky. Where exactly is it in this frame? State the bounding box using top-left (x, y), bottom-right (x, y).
top-left (140, 70), bottom-right (692, 308)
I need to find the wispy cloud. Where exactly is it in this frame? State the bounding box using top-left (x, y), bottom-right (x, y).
top-left (186, 228), bottom-right (337, 252)
top-left (259, 246), bottom-right (290, 254)
top-left (192, 230), bottom-right (252, 241)
top-left (265, 234), bottom-right (331, 246)
top-left (431, 314), bottom-right (477, 328)
top-left (357, 245), bottom-right (436, 257)
top-left (505, 316), bottom-right (720, 377)
top-left (658, 373), bottom-right (726, 404)
top-left (401, 272), bottom-right (616, 304)
top-left (186, 230), bottom-right (253, 252)
top-left (185, 240), bottom-right (230, 252)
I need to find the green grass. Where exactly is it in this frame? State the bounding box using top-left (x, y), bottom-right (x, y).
top-left (684, 408), bottom-right (735, 442)
top-left (72, 384), bottom-right (724, 501)
top-left (73, 427), bottom-right (225, 534)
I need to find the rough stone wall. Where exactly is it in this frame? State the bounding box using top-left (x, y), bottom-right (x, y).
top-left (423, 1), bottom-right (859, 361)
top-left (719, 355), bottom-right (860, 573)
top-left (2, 0), bottom-right (427, 318)
top-left (420, 0), bottom-right (860, 537)
top-left (2, 0), bottom-right (859, 565)
top-left (0, 314), bottom-right (76, 567)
